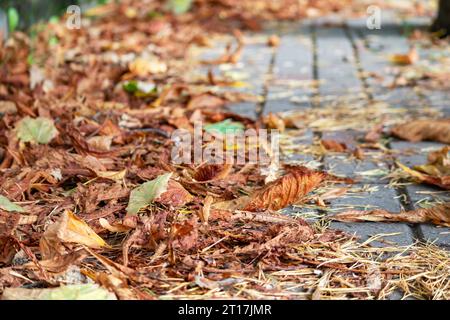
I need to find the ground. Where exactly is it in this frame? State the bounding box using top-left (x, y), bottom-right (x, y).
top-left (197, 12), bottom-right (450, 250)
top-left (0, 1), bottom-right (448, 300)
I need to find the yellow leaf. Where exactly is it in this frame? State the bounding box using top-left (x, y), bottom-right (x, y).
top-left (43, 211), bottom-right (108, 250)
top-left (129, 57), bottom-right (167, 77)
top-left (389, 48), bottom-right (418, 65)
top-left (96, 169), bottom-right (127, 181)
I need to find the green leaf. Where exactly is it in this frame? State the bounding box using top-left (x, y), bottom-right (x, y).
top-left (0, 195), bottom-right (25, 213)
top-left (168, 0), bottom-right (193, 15)
top-left (123, 80), bottom-right (157, 97)
top-left (205, 119), bottom-right (245, 135)
top-left (123, 80), bottom-right (138, 93)
top-left (49, 35), bottom-right (59, 46)
top-left (126, 173), bottom-right (172, 215)
top-left (27, 53), bottom-right (35, 66)
top-left (49, 16), bottom-right (59, 24)
top-left (7, 8), bottom-right (20, 33)
top-left (147, 11), bottom-right (163, 20)
top-left (15, 117), bottom-right (58, 144)
top-left (2, 284), bottom-right (116, 300)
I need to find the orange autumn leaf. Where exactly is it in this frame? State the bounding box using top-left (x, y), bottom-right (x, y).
top-left (396, 146), bottom-right (450, 190)
top-left (320, 139), bottom-right (347, 153)
top-left (397, 162), bottom-right (450, 190)
top-left (40, 211), bottom-right (108, 260)
top-left (267, 35), bottom-right (280, 47)
top-left (194, 163), bottom-right (232, 182)
top-left (128, 57), bottom-right (167, 76)
top-left (156, 180), bottom-right (193, 207)
top-left (187, 93), bottom-right (225, 110)
top-left (243, 166), bottom-right (326, 212)
top-left (331, 203), bottom-right (450, 227)
top-left (391, 119), bottom-right (450, 144)
top-left (390, 47), bottom-right (419, 65)
top-left (264, 112), bottom-right (285, 132)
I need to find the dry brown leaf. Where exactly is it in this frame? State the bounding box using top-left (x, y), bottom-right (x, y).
top-left (212, 196), bottom-right (251, 212)
top-left (0, 101), bottom-right (17, 114)
top-left (96, 272), bottom-right (137, 300)
top-left (96, 169), bottom-right (127, 181)
top-left (331, 203), bottom-right (450, 227)
top-left (99, 218), bottom-right (133, 233)
top-left (390, 47), bottom-right (419, 65)
top-left (353, 147), bottom-right (365, 160)
top-left (264, 112), bottom-right (285, 132)
top-left (397, 146), bottom-right (450, 190)
top-left (316, 187), bottom-right (349, 202)
top-left (428, 146), bottom-right (450, 165)
top-left (40, 211), bottom-right (108, 260)
top-left (128, 57), bottom-right (167, 76)
top-left (243, 166), bottom-right (326, 211)
top-left (170, 218), bottom-right (198, 251)
top-left (398, 162), bottom-right (450, 190)
top-left (364, 123), bottom-right (384, 142)
top-left (99, 119), bottom-right (124, 144)
top-left (199, 195), bottom-right (214, 224)
top-left (156, 180), bottom-right (193, 207)
top-left (187, 94), bottom-right (225, 110)
top-left (391, 119), bottom-right (450, 144)
top-left (194, 163), bottom-right (232, 182)
top-left (417, 146), bottom-right (450, 177)
top-left (267, 35), bottom-right (280, 47)
top-left (87, 136), bottom-right (113, 152)
top-left (320, 139), bottom-right (347, 153)
top-left (0, 212), bottom-right (37, 226)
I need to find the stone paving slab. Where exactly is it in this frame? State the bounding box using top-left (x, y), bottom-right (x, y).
top-left (406, 184), bottom-right (450, 248)
top-left (321, 130), bottom-right (391, 184)
top-left (390, 140), bottom-right (446, 167)
top-left (265, 31), bottom-right (314, 114)
top-left (198, 34), bottom-right (273, 119)
top-left (325, 184), bottom-right (415, 246)
top-left (324, 155), bottom-right (391, 184)
top-left (316, 27), bottom-right (363, 98)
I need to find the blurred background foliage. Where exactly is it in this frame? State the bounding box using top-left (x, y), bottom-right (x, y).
top-left (0, 0), bottom-right (193, 32)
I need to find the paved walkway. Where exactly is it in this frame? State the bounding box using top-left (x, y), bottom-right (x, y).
top-left (198, 14), bottom-right (450, 249)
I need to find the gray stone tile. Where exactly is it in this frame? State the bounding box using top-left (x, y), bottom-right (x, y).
top-left (316, 27), bottom-right (363, 98)
top-left (390, 140), bottom-right (446, 167)
top-left (329, 221), bottom-right (414, 247)
top-left (325, 184), bottom-right (402, 212)
top-left (324, 155), bottom-right (390, 184)
top-left (407, 184), bottom-right (450, 205)
top-left (226, 102), bottom-right (258, 119)
top-left (406, 184), bottom-right (450, 247)
top-left (265, 32), bottom-right (314, 114)
top-left (419, 224), bottom-right (450, 248)
top-left (350, 27), bottom-right (425, 110)
top-left (324, 184), bottom-right (414, 246)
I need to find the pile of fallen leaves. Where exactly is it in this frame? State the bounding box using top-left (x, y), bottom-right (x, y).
top-left (0, 0), bottom-right (449, 300)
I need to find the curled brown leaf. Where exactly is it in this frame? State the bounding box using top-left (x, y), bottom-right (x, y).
top-left (194, 163), bottom-right (232, 182)
top-left (156, 180), bottom-right (193, 207)
top-left (396, 146), bottom-right (450, 190)
top-left (243, 166), bottom-right (326, 212)
top-left (331, 203), bottom-right (450, 227)
top-left (320, 139), bottom-right (347, 153)
top-left (391, 119), bottom-right (450, 144)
